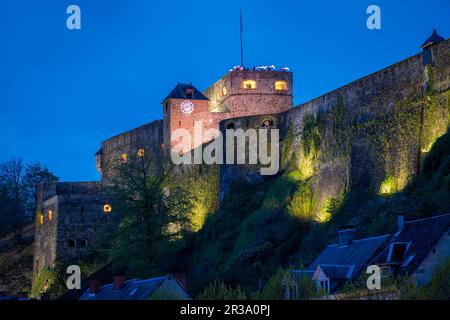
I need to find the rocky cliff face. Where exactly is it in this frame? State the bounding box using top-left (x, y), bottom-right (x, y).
top-left (0, 224), bottom-right (34, 296)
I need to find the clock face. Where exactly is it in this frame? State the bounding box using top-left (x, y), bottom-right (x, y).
top-left (180, 100), bottom-right (194, 114)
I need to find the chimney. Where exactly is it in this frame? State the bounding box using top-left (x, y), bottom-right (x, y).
top-left (338, 226), bottom-right (356, 246)
top-left (89, 279), bottom-right (101, 294)
top-left (397, 215), bottom-right (405, 234)
top-left (172, 273), bottom-right (187, 289)
top-left (113, 275), bottom-right (125, 290)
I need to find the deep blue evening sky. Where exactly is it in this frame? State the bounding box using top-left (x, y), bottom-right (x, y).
top-left (0, 0), bottom-right (449, 181)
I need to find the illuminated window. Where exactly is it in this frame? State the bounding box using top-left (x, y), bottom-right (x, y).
top-left (120, 153), bottom-right (128, 163)
top-left (242, 80), bottom-right (256, 90)
top-left (39, 213), bottom-right (44, 225)
top-left (222, 86), bottom-right (227, 96)
top-left (274, 80), bottom-right (288, 91)
top-left (103, 204), bottom-right (112, 214)
top-left (216, 91), bottom-right (221, 100)
top-left (48, 210), bottom-right (53, 221)
top-left (137, 148), bottom-right (145, 157)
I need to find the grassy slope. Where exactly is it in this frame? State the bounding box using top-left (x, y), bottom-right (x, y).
top-left (183, 127), bottom-right (450, 296)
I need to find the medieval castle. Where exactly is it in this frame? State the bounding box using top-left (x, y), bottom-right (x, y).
top-left (33, 30), bottom-right (449, 285)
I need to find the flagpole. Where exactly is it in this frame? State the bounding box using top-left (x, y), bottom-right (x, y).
top-left (240, 9), bottom-right (244, 67)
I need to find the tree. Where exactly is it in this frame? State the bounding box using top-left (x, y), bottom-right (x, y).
top-left (197, 280), bottom-right (247, 300)
top-left (0, 159), bottom-right (25, 233)
top-left (21, 162), bottom-right (59, 219)
top-left (0, 159), bottom-right (58, 237)
top-left (104, 153), bottom-right (193, 278)
top-left (256, 268), bottom-right (317, 300)
top-left (418, 258), bottom-right (450, 300)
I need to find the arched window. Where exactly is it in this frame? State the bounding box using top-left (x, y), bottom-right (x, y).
top-left (226, 122), bottom-right (235, 130)
top-left (261, 119), bottom-right (274, 127)
top-left (48, 210), bottom-right (53, 221)
top-left (68, 239), bottom-right (76, 248)
top-left (242, 80), bottom-right (256, 90)
top-left (39, 213), bottom-right (44, 225)
top-left (274, 80), bottom-right (288, 91)
top-left (79, 239), bottom-right (88, 248)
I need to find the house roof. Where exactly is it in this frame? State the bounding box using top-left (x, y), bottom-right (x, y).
top-left (420, 29), bottom-right (445, 48)
top-left (308, 234), bottom-right (389, 279)
top-left (79, 275), bottom-right (189, 300)
top-left (317, 265), bottom-right (355, 280)
top-left (163, 83), bottom-right (209, 101)
top-left (371, 214), bottom-right (450, 274)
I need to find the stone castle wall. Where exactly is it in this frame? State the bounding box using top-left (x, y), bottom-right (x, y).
top-left (219, 39), bottom-right (450, 215)
top-left (33, 182), bottom-right (105, 279)
top-left (97, 120), bottom-right (164, 179)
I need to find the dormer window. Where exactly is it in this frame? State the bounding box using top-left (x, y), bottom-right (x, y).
top-left (185, 88), bottom-right (194, 99)
top-left (275, 80), bottom-right (288, 92)
top-left (242, 80), bottom-right (256, 90)
top-left (387, 242), bottom-right (410, 262)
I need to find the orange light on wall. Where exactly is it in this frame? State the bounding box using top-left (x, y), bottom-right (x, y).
top-left (242, 80), bottom-right (256, 90)
top-left (120, 153), bottom-right (128, 163)
top-left (274, 80), bottom-right (287, 91)
top-left (39, 213), bottom-right (44, 225)
top-left (137, 148), bottom-right (145, 157)
top-left (48, 210), bottom-right (53, 221)
top-left (103, 204), bottom-right (112, 214)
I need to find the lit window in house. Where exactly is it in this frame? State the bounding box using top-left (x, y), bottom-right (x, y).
top-left (103, 204), bottom-right (112, 214)
top-left (274, 80), bottom-right (288, 91)
top-left (48, 210), bottom-right (53, 221)
top-left (39, 213), bottom-right (44, 225)
top-left (137, 148), bottom-right (145, 157)
top-left (242, 80), bottom-right (256, 90)
top-left (120, 153), bottom-right (128, 163)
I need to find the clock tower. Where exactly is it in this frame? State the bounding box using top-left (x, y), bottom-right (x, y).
top-left (162, 83), bottom-right (217, 153)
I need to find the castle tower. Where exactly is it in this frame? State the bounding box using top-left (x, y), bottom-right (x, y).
top-left (162, 83), bottom-right (219, 152)
top-left (204, 67), bottom-right (293, 118)
top-left (162, 68), bottom-right (294, 153)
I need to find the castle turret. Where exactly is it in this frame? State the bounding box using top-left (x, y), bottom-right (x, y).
top-left (204, 67), bottom-right (293, 118)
